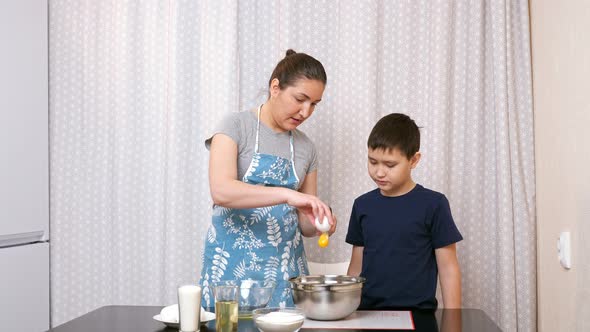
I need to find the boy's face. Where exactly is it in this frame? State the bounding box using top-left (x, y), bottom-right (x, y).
top-left (367, 147), bottom-right (421, 196)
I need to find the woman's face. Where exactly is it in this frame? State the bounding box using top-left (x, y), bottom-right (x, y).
top-left (269, 78), bottom-right (325, 131)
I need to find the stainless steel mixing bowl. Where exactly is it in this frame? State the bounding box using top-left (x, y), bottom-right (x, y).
top-left (289, 275), bottom-right (366, 321)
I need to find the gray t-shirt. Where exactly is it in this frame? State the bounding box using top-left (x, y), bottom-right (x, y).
top-left (205, 110), bottom-right (318, 189)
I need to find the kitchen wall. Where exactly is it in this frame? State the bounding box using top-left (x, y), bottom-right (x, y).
top-left (530, 1), bottom-right (590, 331)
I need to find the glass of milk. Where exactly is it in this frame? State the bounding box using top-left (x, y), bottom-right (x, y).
top-left (177, 285), bottom-right (202, 332)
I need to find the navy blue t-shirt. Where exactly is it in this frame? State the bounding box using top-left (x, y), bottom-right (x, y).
top-left (345, 184), bottom-right (463, 310)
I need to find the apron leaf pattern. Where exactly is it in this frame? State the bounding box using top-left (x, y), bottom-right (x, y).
top-left (297, 257), bottom-right (305, 274)
top-left (222, 216), bottom-right (238, 233)
top-left (202, 273), bottom-right (211, 305)
top-left (257, 158), bottom-right (291, 182)
top-left (207, 225), bottom-right (216, 243)
top-left (281, 241), bottom-right (292, 280)
top-left (245, 251), bottom-right (263, 272)
top-left (282, 209), bottom-right (298, 233)
top-left (243, 154), bottom-right (261, 180)
top-left (213, 206), bottom-right (233, 216)
top-left (266, 216), bottom-right (282, 247)
top-left (292, 227), bottom-right (302, 248)
top-left (233, 261), bottom-right (247, 279)
top-left (250, 206), bottom-right (272, 224)
top-left (211, 247), bottom-right (230, 282)
top-left (264, 256), bottom-right (280, 283)
top-left (233, 225), bottom-right (264, 250)
top-left (200, 108), bottom-right (308, 307)
top-left (279, 287), bottom-right (292, 308)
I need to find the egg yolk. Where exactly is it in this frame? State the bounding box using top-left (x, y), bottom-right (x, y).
top-left (318, 233), bottom-right (329, 248)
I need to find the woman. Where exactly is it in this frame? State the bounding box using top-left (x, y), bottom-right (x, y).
top-left (199, 50), bottom-right (336, 307)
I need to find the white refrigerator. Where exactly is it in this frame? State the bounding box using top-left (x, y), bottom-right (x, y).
top-left (0, 0), bottom-right (50, 331)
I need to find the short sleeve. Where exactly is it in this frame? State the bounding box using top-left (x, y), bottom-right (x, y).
top-left (307, 142), bottom-right (318, 173)
top-left (204, 113), bottom-right (242, 150)
top-left (345, 201), bottom-right (364, 246)
top-left (431, 195), bottom-right (463, 248)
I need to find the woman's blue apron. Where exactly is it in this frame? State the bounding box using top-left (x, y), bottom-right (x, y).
top-left (199, 105), bottom-right (309, 308)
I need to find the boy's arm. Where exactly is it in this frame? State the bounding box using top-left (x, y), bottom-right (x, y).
top-left (435, 243), bottom-right (462, 308)
top-left (347, 246), bottom-right (364, 276)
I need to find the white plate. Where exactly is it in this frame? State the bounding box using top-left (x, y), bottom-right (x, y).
top-left (153, 311), bottom-right (215, 328)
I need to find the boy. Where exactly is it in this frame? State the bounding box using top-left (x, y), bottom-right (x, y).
top-left (346, 113), bottom-right (462, 310)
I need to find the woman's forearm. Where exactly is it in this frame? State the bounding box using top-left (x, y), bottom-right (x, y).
top-left (298, 210), bottom-right (317, 237)
top-left (210, 179), bottom-right (292, 208)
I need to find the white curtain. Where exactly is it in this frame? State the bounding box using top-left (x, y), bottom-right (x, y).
top-left (50, 1), bottom-right (535, 331)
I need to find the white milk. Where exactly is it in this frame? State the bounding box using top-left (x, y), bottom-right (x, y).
top-left (178, 285), bottom-right (202, 332)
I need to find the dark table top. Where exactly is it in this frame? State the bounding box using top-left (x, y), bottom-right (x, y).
top-left (48, 305), bottom-right (502, 332)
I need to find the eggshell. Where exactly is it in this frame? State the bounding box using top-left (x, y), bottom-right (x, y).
top-left (314, 216), bottom-right (330, 232)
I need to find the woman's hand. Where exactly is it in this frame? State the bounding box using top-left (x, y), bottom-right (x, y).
top-left (287, 191), bottom-right (331, 223)
top-left (287, 190), bottom-right (335, 236)
top-left (327, 212), bottom-right (337, 236)
top-left (292, 170), bottom-right (336, 237)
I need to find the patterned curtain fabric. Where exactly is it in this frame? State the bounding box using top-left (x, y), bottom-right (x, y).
top-left (49, 1), bottom-right (535, 331)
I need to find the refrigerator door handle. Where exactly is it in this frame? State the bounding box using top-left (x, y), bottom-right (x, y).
top-left (0, 231), bottom-right (48, 248)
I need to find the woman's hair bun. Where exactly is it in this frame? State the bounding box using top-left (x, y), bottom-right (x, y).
top-left (268, 49), bottom-right (326, 88)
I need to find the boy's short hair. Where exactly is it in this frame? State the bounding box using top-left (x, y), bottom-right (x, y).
top-left (368, 113), bottom-right (420, 159)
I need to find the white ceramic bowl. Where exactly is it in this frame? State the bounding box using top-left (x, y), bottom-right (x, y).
top-left (252, 307), bottom-right (305, 332)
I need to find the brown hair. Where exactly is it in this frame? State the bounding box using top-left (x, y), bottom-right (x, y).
top-left (268, 49), bottom-right (327, 89)
top-left (368, 113), bottom-right (420, 159)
